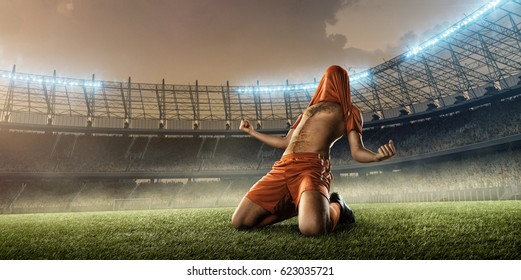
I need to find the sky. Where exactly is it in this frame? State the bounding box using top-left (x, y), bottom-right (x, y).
top-left (0, 0), bottom-right (492, 85)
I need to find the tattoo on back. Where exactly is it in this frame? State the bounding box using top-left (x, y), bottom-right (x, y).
top-left (305, 102), bottom-right (340, 117)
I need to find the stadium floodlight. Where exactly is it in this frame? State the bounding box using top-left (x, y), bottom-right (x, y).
top-left (237, 76), bottom-right (376, 94)
top-left (406, 0), bottom-right (501, 58)
top-left (349, 72), bottom-right (370, 83)
top-left (238, 82), bottom-right (321, 93)
top-left (83, 82), bottom-right (102, 88)
top-left (0, 70), bottom-right (103, 88)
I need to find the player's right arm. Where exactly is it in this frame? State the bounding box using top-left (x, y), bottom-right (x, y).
top-left (240, 119), bottom-right (293, 149)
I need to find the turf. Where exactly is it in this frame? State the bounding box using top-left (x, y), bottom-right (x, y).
top-left (0, 201), bottom-right (520, 259)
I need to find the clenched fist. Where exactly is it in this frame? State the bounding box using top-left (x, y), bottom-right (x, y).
top-left (375, 140), bottom-right (396, 161)
top-left (239, 119), bottom-right (254, 134)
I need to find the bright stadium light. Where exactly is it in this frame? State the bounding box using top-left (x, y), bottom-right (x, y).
top-left (406, 0), bottom-right (501, 57)
top-left (0, 70), bottom-right (103, 88)
top-left (237, 81), bottom-right (321, 94)
top-left (349, 72), bottom-right (370, 83)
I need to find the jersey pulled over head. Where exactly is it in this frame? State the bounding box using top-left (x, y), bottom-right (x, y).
top-left (292, 65), bottom-right (363, 135)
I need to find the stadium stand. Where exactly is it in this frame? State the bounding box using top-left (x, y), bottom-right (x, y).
top-left (1, 91), bottom-right (521, 213)
top-left (335, 148), bottom-right (521, 203)
top-left (1, 0), bottom-right (520, 213)
top-left (1, 145), bottom-right (520, 213)
top-left (1, 95), bottom-right (521, 173)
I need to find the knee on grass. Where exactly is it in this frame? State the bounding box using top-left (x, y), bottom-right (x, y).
top-left (231, 215), bottom-right (254, 230)
top-left (299, 221), bottom-right (328, 237)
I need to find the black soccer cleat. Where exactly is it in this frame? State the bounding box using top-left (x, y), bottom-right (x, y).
top-left (330, 192), bottom-right (355, 225)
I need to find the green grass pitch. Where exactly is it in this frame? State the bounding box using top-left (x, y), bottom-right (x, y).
top-left (0, 201), bottom-right (520, 259)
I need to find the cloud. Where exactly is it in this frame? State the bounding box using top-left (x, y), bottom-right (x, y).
top-left (383, 30), bottom-right (419, 58)
top-left (57, 0), bottom-right (75, 16)
top-left (421, 21), bottom-right (452, 38)
top-left (0, 0), bottom-right (367, 84)
top-left (140, 0), bottom-right (361, 83)
top-left (380, 20), bottom-right (452, 59)
top-left (0, 1), bottom-right (24, 38)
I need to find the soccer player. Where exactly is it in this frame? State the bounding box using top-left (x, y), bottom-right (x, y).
top-left (232, 65), bottom-right (396, 236)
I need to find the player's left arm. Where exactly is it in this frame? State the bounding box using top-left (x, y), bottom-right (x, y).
top-left (347, 130), bottom-right (396, 163)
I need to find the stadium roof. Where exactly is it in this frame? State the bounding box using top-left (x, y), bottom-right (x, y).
top-left (1, 0), bottom-right (520, 129)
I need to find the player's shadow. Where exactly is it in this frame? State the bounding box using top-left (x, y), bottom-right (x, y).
top-left (256, 222), bottom-right (356, 236)
top-left (258, 223), bottom-right (299, 234)
top-left (330, 223), bottom-right (356, 236)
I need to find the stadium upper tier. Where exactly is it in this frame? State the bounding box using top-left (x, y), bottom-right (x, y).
top-left (0, 0), bottom-right (520, 131)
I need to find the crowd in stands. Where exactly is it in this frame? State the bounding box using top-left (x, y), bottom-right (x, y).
top-left (128, 178), bottom-right (256, 209)
top-left (1, 96), bottom-right (521, 173)
top-left (332, 96), bottom-right (521, 165)
top-left (0, 177), bottom-right (255, 214)
top-left (1, 147), bottom-right (520, 213)
top-left (1, 95), bottom-right (521, 213)
top-left (334, 148), bottom-right (521, 203)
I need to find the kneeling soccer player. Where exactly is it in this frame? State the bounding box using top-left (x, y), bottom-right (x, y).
top-left (232, 65), bottom-right (396, 236)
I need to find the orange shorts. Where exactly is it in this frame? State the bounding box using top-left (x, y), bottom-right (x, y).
top-left (246, 153), bottom-right (333, 215)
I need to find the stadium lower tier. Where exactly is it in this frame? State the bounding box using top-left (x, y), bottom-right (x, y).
top-left (1, 96), bottom-right (521, 173)
top-left (1, 148), bottom-right (519, 214)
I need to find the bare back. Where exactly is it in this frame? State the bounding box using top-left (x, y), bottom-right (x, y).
top-left (284, 101), bottom-right (345, 158)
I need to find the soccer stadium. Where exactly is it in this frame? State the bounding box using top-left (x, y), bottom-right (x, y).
top-left (1, 0), bottom-right (520, 260)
